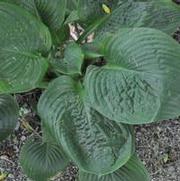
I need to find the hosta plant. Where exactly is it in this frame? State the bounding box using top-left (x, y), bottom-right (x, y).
top-left (0, 0), bottom-right (180, 181)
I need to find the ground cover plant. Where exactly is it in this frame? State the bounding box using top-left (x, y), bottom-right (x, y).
top-left (0, 0), bottom-right (180, 180)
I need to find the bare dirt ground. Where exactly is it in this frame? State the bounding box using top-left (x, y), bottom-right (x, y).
top-left (0, 3), bottom-right (180, 180)
top-left (136, 120), bottom-right (180, 181)
top-left (0, 92), bottom-right (180, 181)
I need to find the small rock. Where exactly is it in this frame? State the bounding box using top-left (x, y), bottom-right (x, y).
top-left (20, 136), bottom-right (26, 142)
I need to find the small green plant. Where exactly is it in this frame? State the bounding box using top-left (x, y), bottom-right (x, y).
top-left (0, 0), bottom-right (180, 181)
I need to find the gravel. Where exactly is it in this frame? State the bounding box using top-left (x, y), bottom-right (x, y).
top-left (1, 2), bottom-right (180, 179)
top-left (136, 120), bottom-right (180, 181)
top-left (1, 86), bottom-right (180, 181)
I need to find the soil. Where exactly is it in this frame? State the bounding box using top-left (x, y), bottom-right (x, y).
top-left (1, 2), bottom-right (180, 180)
top-left (1, 61), bottom-right (180, 181)
top-left (136, 120), bottom-right (180, 181)
top-left (1, 101), bottom-right (180, 181)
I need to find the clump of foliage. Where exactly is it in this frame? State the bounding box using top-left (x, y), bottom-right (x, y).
top-left (0, 0), bottom-right (180, 181)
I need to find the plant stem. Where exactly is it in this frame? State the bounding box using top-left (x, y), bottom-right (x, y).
top-left (77, 15), bottom-right (110, 43)
top-left (20, 117), bottom-right (42, 139)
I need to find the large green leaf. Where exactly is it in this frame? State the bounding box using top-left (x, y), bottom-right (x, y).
top-left (97, 0), bottom-right (180, 36)
top-left (64, 10), bottom-right (79, 24)
top-left (77, 0), bottom-right (120, 24)
top-left (79, 154), bottom-right (150, 181)
top-left (20, 137), bottom-right (69, 181)
top-left (7, 0), bottom-right (66, 31)
top-left (67, 0), bottom-right (78, 12)
top-left (51, 42), bottom-right (84, 75)
top-left (3, 0), bottom-right (67, 45)
top-left (0, 94), bottom-right (18, 141)
top-left (38, 76), bottom-right (134, 175)
top-left (0, 2), bottom-right (51, 93)
top-left (84, 28), bottom-right (180, 124)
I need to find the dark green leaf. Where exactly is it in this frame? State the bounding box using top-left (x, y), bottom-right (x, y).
top-left (78, 0), bottom-right (120, 25)
top-left (79, 154), bottom-right (150, 181)
top-left (82, 43), bottom-right (103, 59)
top-left (97, 0), bottom-right (180, 36)
top-left (4, 0), bottom-right (67, 45)
top-left (11, 0), bottom-right (66, 31)
top-left (52, 43), bottom-right (84, 75)
top-left (67, 0), bottom-right (78, 12)
top-left (20, 137), bottom-right (69, 181)
top-left (38, 76), bottom-right (134, 175)
top-left (0, 94), bottom-right (18, 141)
top-left (77, 15), bottom-right (110, 43)
top-left (51, 25), bottom-right (70, 46)
top-left (0, 2), bottom-right (51, 93)
top-left (64, 10), bottom-right (79, 24)
top-left (85, 28), bottom-right (180, 124)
